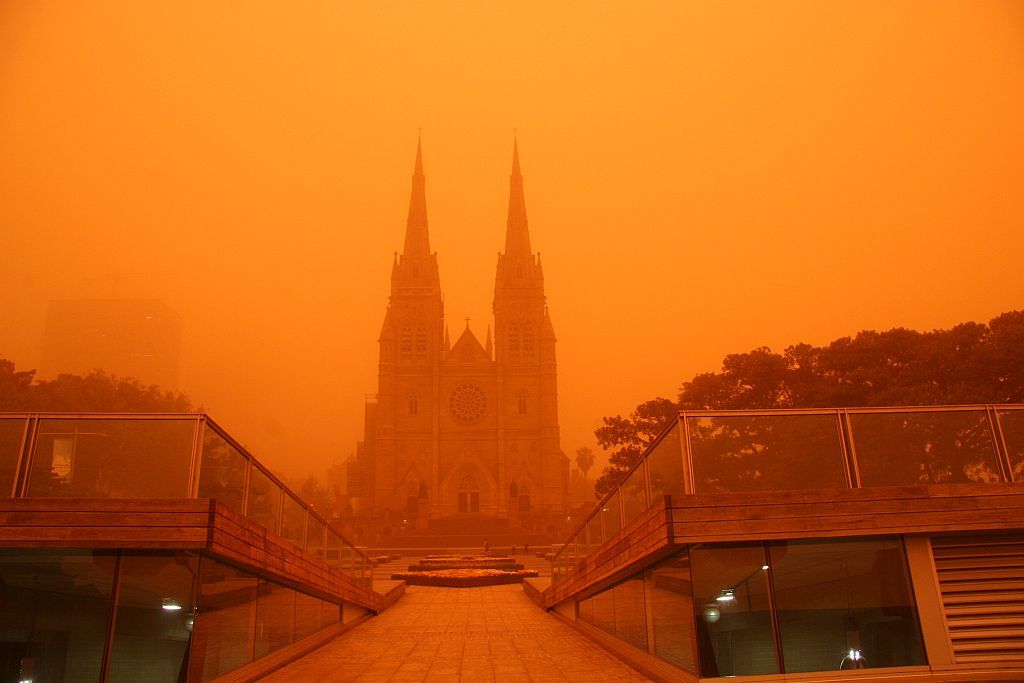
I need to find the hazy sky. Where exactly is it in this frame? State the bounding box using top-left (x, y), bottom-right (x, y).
top-left (2, 1), bottom-right (1022, 478)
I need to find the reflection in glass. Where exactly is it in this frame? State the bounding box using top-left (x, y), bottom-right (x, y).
top-left (306, 517), bottom-right (326, 560)
top-left (647, 422), bottom-right (686, 498)
top-left (602, 491), bottom-right (622, 539)
top-left (690, 543), bottom-right (778, 677)
top-left (577, 593), bottom-right (595, 624)
top-left (198, 427), bottom-right (248, 511)
top-left (254, 580), bottom-right (294, 659)
top-left (613, 574), bottom-right (648, 651)
top-left (621, 461), bottom-right (649, 526)
top-left (646, 551), bottom-right (698, 673)
top-left (28, 418), bottom-right (195, 498)
top-left (0, 549), bottom-right (116, 682)
top-left (587, 517), bottom-right (603, 551)
top-left (107, 553), bottom-right (199, 682)
top-left (0, 419), bottom-right (25, 497)
top-left (247, 466), bottom-right (282, 534)
top-left (294, 591), bottom-right (321, 641)
top-left (998, 409), bottom-right (1024, 482)
top-left (851, 411), bottom-right (1001, 486)
top-left (769, 537), bottom-right (926, 672)
top-left (281, 494), bottom-right (307, 550)
top-left (688, 414), bottom-right (847, 494)
top-left (321, 599), bottom-right (341, 628)
top-left (189, 557), bottom-right (258, 681)
top-left (593, 586), bottom-right (615, 635)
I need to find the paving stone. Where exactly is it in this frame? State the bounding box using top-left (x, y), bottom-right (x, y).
top-left (263, 584), bottom-right (650, 682)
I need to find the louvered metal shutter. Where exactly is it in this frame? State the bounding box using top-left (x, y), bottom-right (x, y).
top-left (932, 533), bottom-right (1024, 664)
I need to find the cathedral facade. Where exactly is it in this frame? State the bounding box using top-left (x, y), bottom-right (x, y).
top-left (354, 140), bottom-right (569, 526)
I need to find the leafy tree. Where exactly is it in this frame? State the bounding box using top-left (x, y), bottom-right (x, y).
top-left (574, 446), bottom-right (595, 480)
top-left (0, 357), bottom-right (193, 412)
top-left (593, 310), bottom-right (1024, 497)
top-left (594, 397), bottom-right (677, 498)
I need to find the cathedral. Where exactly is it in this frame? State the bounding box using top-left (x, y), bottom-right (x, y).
top-left (353, 139), bottom-right (569, 529)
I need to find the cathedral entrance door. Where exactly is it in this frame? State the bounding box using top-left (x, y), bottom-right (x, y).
top-left (458, 492), bottom-right (480, 513)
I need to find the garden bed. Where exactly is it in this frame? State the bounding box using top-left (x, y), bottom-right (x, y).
top-left (391, 568), bottom-right (538, 587)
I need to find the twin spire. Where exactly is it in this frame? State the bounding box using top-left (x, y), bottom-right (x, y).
top-left (400, 135), bottom-right (533, 260)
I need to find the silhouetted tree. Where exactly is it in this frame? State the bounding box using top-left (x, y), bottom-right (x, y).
top-left (0, 357), bottom-right (193, 412)
top-left (593, 310), bottom-right (1024, 497)
top-left (574, 446), bottom-right (595, 481)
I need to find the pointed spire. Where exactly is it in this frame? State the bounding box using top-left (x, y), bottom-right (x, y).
top-left (403, 134), bottom-right (430, 257)
top-left (504, 135), bottom-right (532, 256)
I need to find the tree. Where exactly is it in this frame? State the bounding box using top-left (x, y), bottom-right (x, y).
top-left (0, 357), bottom-right (194, 412)
top-left (593, 397), bottom-right (678, 499)
top-left (592, 310), bottom-right (1024, 498)
top-left (574, 446), bottom-right (595, 481)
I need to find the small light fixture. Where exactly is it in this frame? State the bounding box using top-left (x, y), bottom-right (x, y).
top-left (161, 598), bottom-right (182, 611)
top-left (761, 564), bottom-right (769, 570)
top-left (703, 605), bottom-right (721, 623)
top-left (716, 589), bottom-right (735, 603)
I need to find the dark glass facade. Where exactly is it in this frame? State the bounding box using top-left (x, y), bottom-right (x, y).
top-left (0, 549), bottom-right (354, 683)
top-left (576, 536), bottom-right (927, 678)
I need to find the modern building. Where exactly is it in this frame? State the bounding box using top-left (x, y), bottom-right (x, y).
top-left (537, 404), bottom-right (1024, 682)
top-left (352, 140), bottom-right (569, 528)
top-left (0, 413), bottom-right (400, 682)
top-left (40, 299), bottom-right (183, 390)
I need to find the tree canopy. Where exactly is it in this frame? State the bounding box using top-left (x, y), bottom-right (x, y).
top-left (593, 310), bottom-right (1024, 498)
top-left (0, 357), bottom-right (194, 412)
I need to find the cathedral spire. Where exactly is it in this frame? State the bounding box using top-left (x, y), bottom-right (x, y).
top-left (403, 135), bottom-right (430, 258)
top-left (504, 136), bottom-right (532, 257)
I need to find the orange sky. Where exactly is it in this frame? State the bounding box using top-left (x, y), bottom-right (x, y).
top-left (2, 1), bottom-right (1023, 478)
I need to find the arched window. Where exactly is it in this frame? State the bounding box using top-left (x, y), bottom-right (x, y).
top-left (518, 483), bottom-right (531, 512)
top-left (400, 325), bottom-right (412, 357)
top-left (409, 392), bottom-right (418, 415)
top-left (517, 391), bottom-right (527, 415)
top-left (416, 325), bottom-right (428, 355)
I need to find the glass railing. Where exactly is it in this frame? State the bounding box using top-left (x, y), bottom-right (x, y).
top-left (552, 404), bottom-right (1023, 586)
top-left (0, 413), bottom-right (372, 587)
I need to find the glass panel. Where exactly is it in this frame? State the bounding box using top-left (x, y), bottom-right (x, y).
top-left (613, 574), bottom-right (648, 650)
top-left (621, 461), bottom-right (649, 525)
top-left (341, 542), bottom-right (354, 577)
top-left (602, 491), bottom-right (622, 538)
top-left (0, 549), bottom-right (116, 682)
top-left (647, 551), bottom-right (698, 673)
top-left (578, 594), bottom-right (595, 624)
top-left (294, 591), bottom-right (322, 641)
top-left (998, 409), bottom-right (1024, 482)
top-left (189, 556), bottom-right (258, 681)
top-left (687, 414), bottom-right (847, 494)
top-left (593, 586), bottom-right (616, 635)
top-left (769, 537), bottom-right (926, 673)
top-left (587, 517), bottom-right (602, 550)
top-left (0, 418), bottom-right (25, 497)
top-left (851, 410), bottom-right (1001, 486)
top-left (321, 599), bottom-right (340, 628)
top-left (306, 517), bottom-right (326, 560)
top-left (574, 530), bottom-right (587, 563)
top-left (27, 418), bottom-right (195, 498)
top-left (246, 466), bottom-right (282, 534)
top-left (254, 580), bottom-right (294, 659)
top-left (281, 494), bottom-right (307, 550)
top-left (648, 422), bottom-right (686, 498)
top-left (690, 543), bottom-right (778, 677)
top-left (107, 552), bottom-right (199, 682)
top-left (326, 530), bottom-right (343, 571)
top-left (198, 427), bottom-right (247, 510)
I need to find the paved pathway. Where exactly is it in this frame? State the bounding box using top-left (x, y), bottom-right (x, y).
top-left (264, 584), bottom-right (650, 682)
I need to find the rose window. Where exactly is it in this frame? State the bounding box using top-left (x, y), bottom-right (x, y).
top-left (448, 383), bottom-right (487, 425)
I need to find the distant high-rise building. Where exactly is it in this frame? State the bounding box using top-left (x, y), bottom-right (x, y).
top-left (353, 139), bottom-right (569, 526)
top-left (40, 299), bottom-right (182, 389)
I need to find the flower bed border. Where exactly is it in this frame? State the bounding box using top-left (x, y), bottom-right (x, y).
top-left (391, 572), bottom-right (536, 587)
